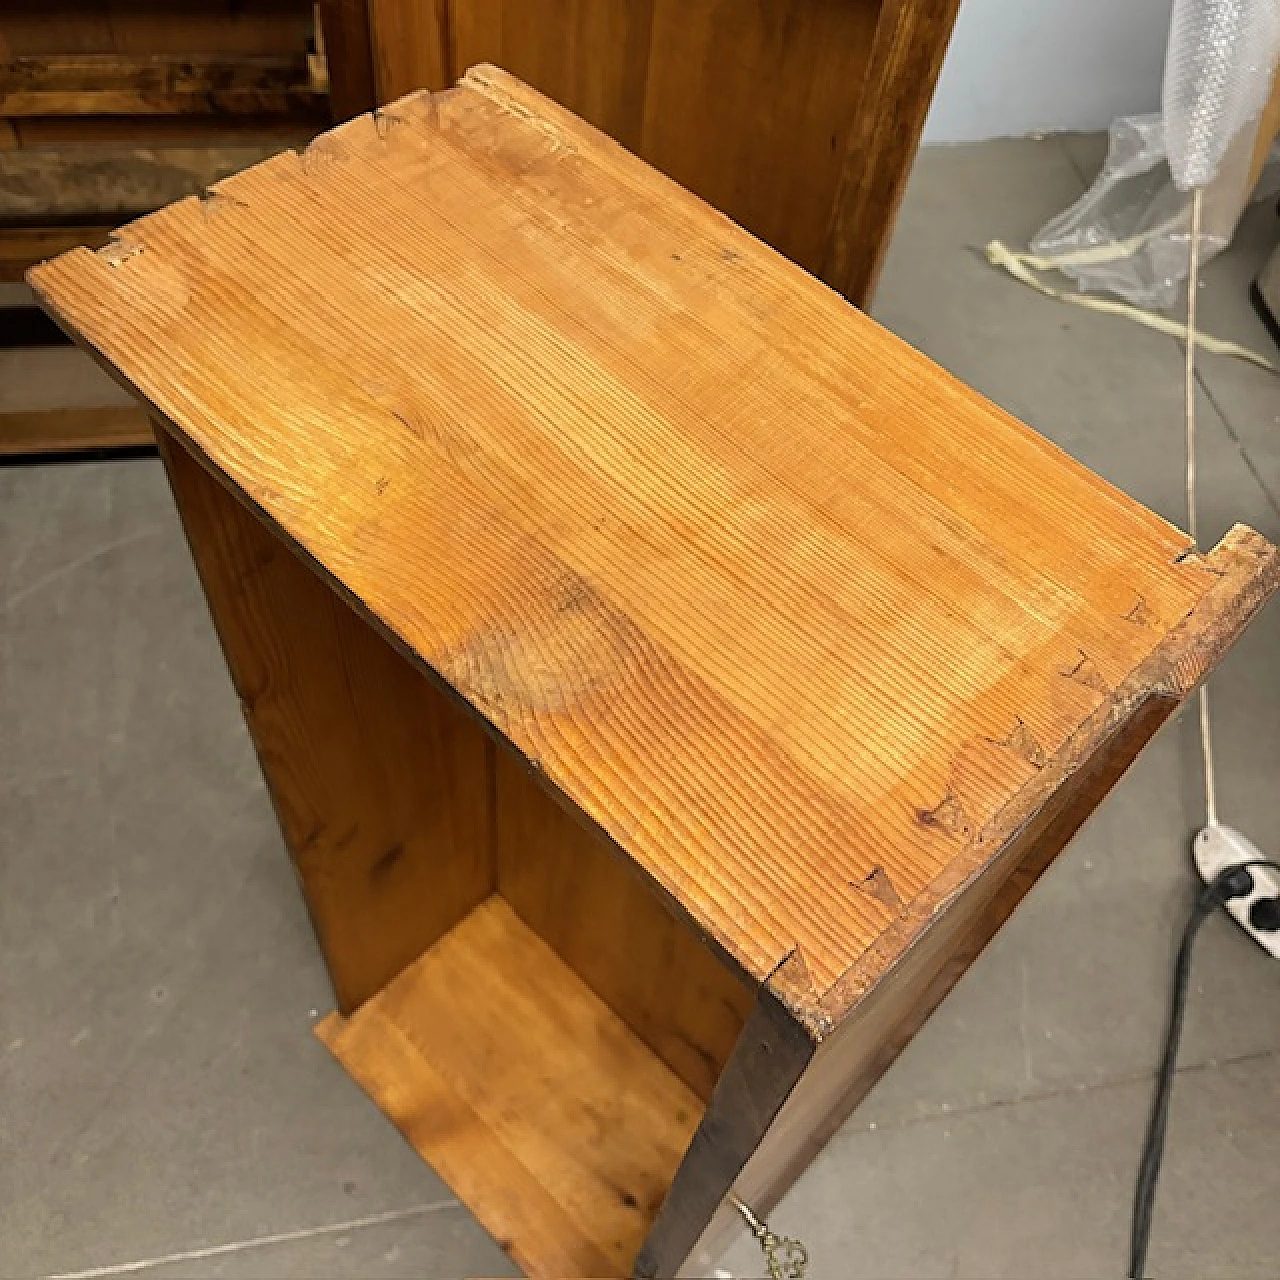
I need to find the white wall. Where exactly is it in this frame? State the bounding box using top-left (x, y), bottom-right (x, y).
top-left (924, 0), bottom-right (1173, 143)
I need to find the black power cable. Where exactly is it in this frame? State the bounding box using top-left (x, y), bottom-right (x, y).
top-left (1129, 857), bottom-right (1280, 1279)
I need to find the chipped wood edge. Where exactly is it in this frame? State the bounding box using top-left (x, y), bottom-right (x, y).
top-left (636, 954), bottom-right (816, 1278)
top-left (809, 523), bottom-right (1280, 1029)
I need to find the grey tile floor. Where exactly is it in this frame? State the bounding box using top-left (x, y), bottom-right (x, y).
top-left (3, 135), bottom-right (1279, 1279)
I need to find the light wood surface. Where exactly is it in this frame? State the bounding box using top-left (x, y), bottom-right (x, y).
top-left (30, 71), bottom-right (1280, 1032)
top-left (341, 0), bottom-right (956, 303)
top-left (157, 433), bottom-right (494, 1011)
top-left (317, 894), bottom-right (704, 1278)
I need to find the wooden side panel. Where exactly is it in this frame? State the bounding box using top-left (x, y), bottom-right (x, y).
top-left (317, 895), bottom-right (705, 1279)
top-left (447, 0), bottom-right (879, 278)
top-left (820, 0), bottom-right (962, 304)
top-left (157, 430), bottom-right (493, 1012)
top-left (494, 747), bottom-right (755, 1104)
top-left (636, 967), bottom-right (814, 1278)
top-left (638, 0), bottom-right (880, 276)
top-left (366, 0), bottom-right (451, 99)
top-left (318, 0), bottom-right (378, 120)
top-left (451, 0), bottom-right (654, 146)
top-left (680, 692), bottom-right (1179, 1269)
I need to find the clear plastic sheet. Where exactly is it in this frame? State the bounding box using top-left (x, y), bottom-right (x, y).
top-left (1028, 0), bottom-right (1280, 310)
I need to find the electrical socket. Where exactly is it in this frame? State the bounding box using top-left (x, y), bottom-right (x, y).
top-left (1194, 825), bottom-right (1280, 960)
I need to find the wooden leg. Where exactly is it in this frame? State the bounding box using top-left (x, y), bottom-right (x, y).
top-left (156, 427), bottom-right (493, 1011)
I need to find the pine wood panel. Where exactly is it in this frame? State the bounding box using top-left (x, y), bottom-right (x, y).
top-left (156, 432), bottom-right (494, 1012)
top-left (30, 73), bottom-right (1279, 1031)
top-left (450, 0), bottom-right (652, 146)
top-left (395, 0), bottom-right (892, 291)
top-left (316, 894), bottom-right (705, 1278)
top-left (637, 0), bottom-right (881, 275)
top-left (494, 747), bottom-right (755, 1103)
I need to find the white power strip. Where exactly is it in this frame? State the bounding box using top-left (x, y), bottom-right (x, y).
top-left (1193, 825), bottom-right (1280, 960)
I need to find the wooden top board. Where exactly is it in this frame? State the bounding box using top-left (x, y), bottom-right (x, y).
top-left (30, 67), bottom-right (1280, 1035)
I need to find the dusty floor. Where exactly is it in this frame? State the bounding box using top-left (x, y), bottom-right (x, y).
top-left (3, 135), bottom-right (1280, 1279)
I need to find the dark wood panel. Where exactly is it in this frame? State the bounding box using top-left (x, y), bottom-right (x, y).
top-left (366, 0), bottom-right (450, 100)
top-left (2, 224), bottom-right (112, 281)
top-left (318, 0), bottom-right (378, 120)
top-left (0, 404), bottom-right (151, 454)
top-left (820, 0), bottom-right (962, 303)
top-left (0, 5), bottom-right (315, 58)
top-left (495, 746), bottom-right (755, 1104)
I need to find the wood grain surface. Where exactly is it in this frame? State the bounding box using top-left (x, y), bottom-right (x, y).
top-left (444, 0), bottom-right (880, 275)
top-left (317, 895), bottom-right (704, 1278)
top-left (317, 0), bottom-right (378, 120)
top-left (350, 0), bottom-right (933, 301)
top-left (31, 71), bottom-right (1280, 1032)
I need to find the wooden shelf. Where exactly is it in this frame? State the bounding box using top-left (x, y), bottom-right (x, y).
top-left (0, 404), bottom-right (151, 454)
top-left (317, 896), bottom-right (704, 1279)
top-left (0, 53), bottom-right (325, 118)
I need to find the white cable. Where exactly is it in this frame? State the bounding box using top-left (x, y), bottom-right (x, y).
top-left (1184, 186), bottom-right (1219, 829)
top-left (984, 240), bottom-right (1279, 372)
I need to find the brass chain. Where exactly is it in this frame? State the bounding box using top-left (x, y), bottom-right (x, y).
top-left (728, 1193), bottom-right (809, 1279)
